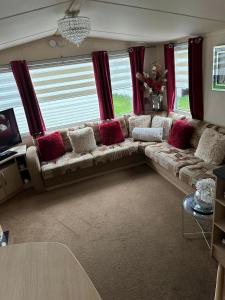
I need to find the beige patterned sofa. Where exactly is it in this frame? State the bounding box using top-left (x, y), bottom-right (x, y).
top-left (26, 112), bottom-right (224, 194)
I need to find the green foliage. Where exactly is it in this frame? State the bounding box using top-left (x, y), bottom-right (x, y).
top-left (176, 95), bottom-right (190, 112)
top-left (213, 83), bottom-right (225, 90)
top-left (113, 93), bottom-right (132, 116)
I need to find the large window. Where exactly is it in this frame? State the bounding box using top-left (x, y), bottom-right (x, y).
top-left (29, 56), bottom-right (100, 130)
top-left (0, 68), bottom-right (28, 134)
top-left (109, 52), bottom-right (132, 116)
top-left (174, 44), bottom-right (190, 113)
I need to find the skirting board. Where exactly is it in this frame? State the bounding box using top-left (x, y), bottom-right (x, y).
top-left (145, 158), bottom-right (194, 195)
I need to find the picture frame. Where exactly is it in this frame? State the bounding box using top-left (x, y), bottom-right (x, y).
top-left (212, 45), bottom-right (225, 91)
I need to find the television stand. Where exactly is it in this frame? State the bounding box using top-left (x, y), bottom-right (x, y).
top-left (0, 150), bottom-right (17, 162)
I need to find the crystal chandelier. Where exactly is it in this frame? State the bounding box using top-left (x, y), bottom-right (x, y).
top-left (58, 10), bottom-right (91, 46)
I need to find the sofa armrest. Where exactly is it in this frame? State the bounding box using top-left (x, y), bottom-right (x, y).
top-left (26, 146), bottom-right (45, 193)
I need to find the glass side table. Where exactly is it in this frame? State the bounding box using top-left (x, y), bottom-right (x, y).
top-left (182, 193), bottom-right (213, 249)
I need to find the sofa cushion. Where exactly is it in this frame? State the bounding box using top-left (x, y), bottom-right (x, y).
top-left (84, 121), bottom-right (102, 144)
top-left (179, 162), bottom-right (218, 188)
top-left (168, 120), bottom-right (194, 149)
top-left (145, 142), bottom-right (201, 176)
top-left (99, 120), bottom-right (124, 145)
top-left (91, 138), bottom-right (139, 165)
top-left (195, 128), bottom-right (225, 165)
top-left (59, 129), bottom-right (73, 152)
top-left (151, 116), bottom-right (172, 140)
top-left (186, 119), bottom-right (215, 148)
top-left (41, 152), bottom-right (93, 180)
top-left (37, 132), bottom-right (65, 162)
top-left (132, 127), bottom-right (163, 142)
top-left (128, 115), bottom-right (151, 137)
top-left (69, 127), bottom-right (97, 153)
top-left (138, 141), bottom-right (159, 153)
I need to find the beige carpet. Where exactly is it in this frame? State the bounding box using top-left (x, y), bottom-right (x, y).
top-left (0, 165), bottom-right (217, 300)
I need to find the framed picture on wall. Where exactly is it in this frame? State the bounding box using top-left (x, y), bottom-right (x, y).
top-left (213, 45), bottom-right (225, 91)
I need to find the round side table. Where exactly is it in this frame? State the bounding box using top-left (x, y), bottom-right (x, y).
top-left (182, 193), bottom-right (213, 249)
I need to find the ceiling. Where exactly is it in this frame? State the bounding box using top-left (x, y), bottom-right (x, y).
top-left (1, 0), bottom-right (225, 50)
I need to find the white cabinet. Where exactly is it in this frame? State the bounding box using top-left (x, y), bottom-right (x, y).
top-left (0, 162), bottom-right (23, 204)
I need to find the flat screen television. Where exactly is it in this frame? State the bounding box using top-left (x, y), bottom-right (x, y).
top-left (0, 108), bottom-right (22, 154)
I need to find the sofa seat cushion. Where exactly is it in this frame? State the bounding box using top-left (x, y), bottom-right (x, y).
top-left (145, 142), bottom-right (201, 176)
top-left (138, 141), bottom-right (160, 152)
top-left (41, 152), bottom-right (93, 180)
top-left (91, 138), bottom-right (139, 165)
top-left (179, 162), bottom-right (219, 188)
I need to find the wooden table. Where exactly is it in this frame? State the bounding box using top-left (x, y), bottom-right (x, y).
top-left (0, 242), bottom-right (102, 300)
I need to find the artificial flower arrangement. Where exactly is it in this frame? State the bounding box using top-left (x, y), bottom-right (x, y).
top-left (195, 178), bottom-right (216, 205)
top-left (136, 63), bottom-right (167, 96)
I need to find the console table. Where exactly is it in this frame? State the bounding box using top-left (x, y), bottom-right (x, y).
top-left (0, 145), bottom-right (29, 204)
top-left (0, 242), bottom-right (102, 300)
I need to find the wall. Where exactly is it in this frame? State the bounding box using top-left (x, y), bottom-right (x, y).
top-left (203, 29), bottom-right (225, 126)
top-left (0, 36), bottom-right (132, 63)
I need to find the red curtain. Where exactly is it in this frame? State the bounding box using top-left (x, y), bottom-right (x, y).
top-left (92, 51), bottom-right (114, 120)
top-left (188, 37), bottom-right (204, 120)
top-left (128, 46), bottom-right (145, 115)
top-left (11, 60), bottom-right (46, 137)
top-left (164, 43), bottom-right (175, 112)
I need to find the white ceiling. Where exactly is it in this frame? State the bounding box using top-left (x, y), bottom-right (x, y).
top-left (1, 0), bottom-right (225, 50)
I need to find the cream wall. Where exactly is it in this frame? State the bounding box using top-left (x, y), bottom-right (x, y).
top-left (203, 29), bottom-right (225, 126)
top-left (0, 35), bottom-right (155, 67)
top-left (0, 36), bottom-right (134, 63)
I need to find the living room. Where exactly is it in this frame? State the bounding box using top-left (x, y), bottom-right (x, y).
top-left (0, 1), bottom-right (225, 299)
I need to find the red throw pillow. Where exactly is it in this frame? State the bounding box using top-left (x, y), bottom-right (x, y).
top-left (37, 131), bottom-right (65, 162)
top-left (99, 120), bottom-right (124, 145)
top-left (168, 120), bottom-right (194, 149)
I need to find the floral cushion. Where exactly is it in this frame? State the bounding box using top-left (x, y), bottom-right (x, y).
top-left (145, 142), bottom-right (201, 176)
top-left (151, 116), bottom-right (172, 140)
top-left (41, 152), bottom-right (93, 180)
top-left (186, 119), bottom-right (215, 149)
top-left (91, 138), bottom-right (139, 165)
top-left (179, 162), bottom-right (219, 188)
top-left (128, 115), bottom-right (152, 137)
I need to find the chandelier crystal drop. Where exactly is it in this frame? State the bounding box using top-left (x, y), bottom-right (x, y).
top-left (58, 11), bottom-right (91, 46)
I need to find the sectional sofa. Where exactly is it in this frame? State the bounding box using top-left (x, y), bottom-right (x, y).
top-left (27, 112), bottom-right (222, 194)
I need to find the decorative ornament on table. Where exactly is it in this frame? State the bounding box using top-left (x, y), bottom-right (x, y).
top-left (136, 64), bottom-right (167, 111)
top-left (191, 178), bottom-right (216, 214)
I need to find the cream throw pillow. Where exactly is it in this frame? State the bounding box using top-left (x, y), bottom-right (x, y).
top-left (69, 127), bottom-right (97, 153)
top-left (195, 128), bottom-right (225, 165)
top-left (128, 115), bottom-right (152, 137)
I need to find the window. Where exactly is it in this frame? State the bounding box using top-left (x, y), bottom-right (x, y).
top-left (109, 52), bottom-right (132, 116)
top-left (174, 44), bottom-right (190, 113)
top-left (212, 45), bottom-right (225, 91)
top-left (0, 68), bottom-right (28, 134)
top-left (29, 56), bottom-right (100, 130)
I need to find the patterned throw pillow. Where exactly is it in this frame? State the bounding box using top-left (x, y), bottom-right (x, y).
top-left (84, 121), bottom-right (102, 144)
top-left (59, 129), bottom-right (73, 152)
top-left (151, 116), bottom-right (172, 140)
top-left (69, 127), bottom-right (97, 153)
top-left (195, 128), bottom-right (225, 165)
top-left (128, 115), bottom-right (152, 137)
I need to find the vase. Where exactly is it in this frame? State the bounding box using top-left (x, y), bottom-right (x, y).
top-left (152, 93), bottom-right (162, 111)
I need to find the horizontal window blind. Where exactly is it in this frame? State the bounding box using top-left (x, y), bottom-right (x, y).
top-left (109, 52), bottom-right (132, 116)
top-left (174, 45), bottom-right (188, 88)
top-left (174, 44), bottom-right (190, 112)
top-left (0, 68), bottom-right (28, 134)
top-left (29, 56), bottom-right (100, 130)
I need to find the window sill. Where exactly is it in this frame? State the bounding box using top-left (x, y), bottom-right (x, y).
top-left (173, 109), bottom-right (191, 117)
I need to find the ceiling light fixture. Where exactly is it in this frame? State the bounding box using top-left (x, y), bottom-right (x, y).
top-left (57, 1), bottom-right (91, 47)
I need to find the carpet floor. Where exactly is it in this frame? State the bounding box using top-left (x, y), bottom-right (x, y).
top-left (0, 165), bottom-right (217, 300)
